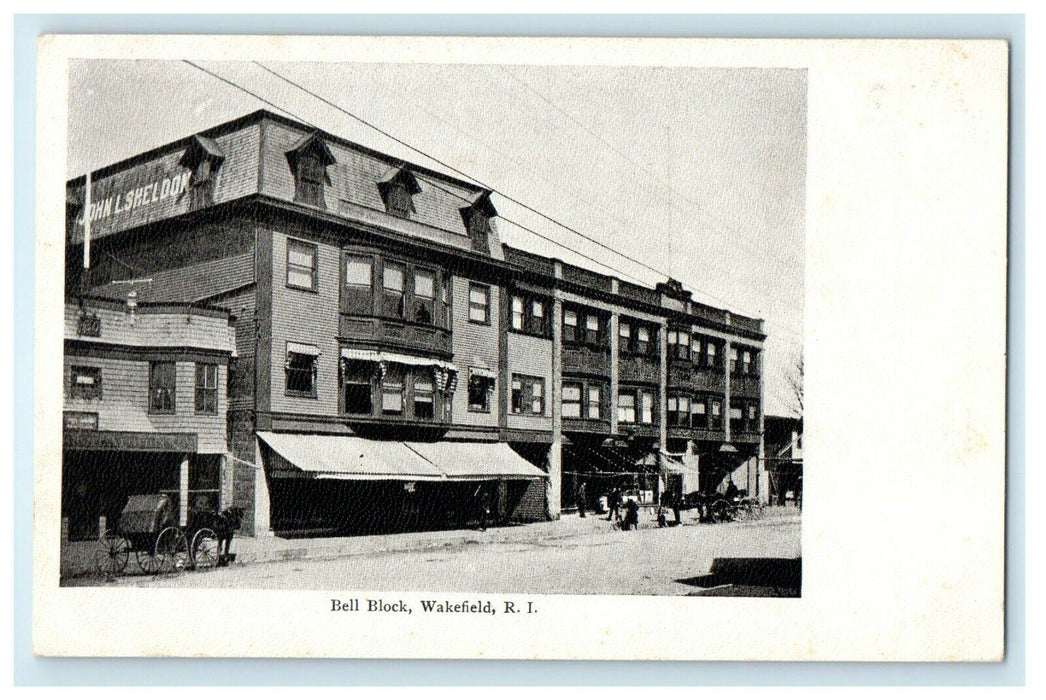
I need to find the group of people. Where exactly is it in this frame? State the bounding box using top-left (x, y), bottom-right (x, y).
top-left (576, 482), bottom-right (640, 531)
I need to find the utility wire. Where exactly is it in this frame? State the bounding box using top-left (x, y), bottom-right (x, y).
top-left (252, 62), bottom-right (673, 282)
top-left (251, 61), bottom-right (800, 335)
top-left (182, 59), bottom-right (643, 285)
top-left (185, 59), bottom-right (800, 337)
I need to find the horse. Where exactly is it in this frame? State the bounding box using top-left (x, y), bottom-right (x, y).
top-left (213, 506), bottom-right (244, 565)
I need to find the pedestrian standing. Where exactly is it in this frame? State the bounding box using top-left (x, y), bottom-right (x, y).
top-left (623, 498), bottom-right (639, 531)
top-left (577, 481), bottom-right (587, 518)
top-left (607, 487), bottom-right (621, 522)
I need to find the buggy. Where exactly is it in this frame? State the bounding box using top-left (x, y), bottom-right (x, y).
top-left (94, 493), bottom-right (238, 576)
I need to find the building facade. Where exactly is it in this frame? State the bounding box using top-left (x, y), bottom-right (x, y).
top-left (61, 297), bottom-right (236, 543)
top-left (65, 110), bottom-right (766, 537)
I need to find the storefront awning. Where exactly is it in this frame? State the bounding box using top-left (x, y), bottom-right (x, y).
top-left (340, 348), bottom-right (456, 373)
top-left (404, 441), bottom-right (547, 481)
top-left (257, 432), bottom-right (445, 481)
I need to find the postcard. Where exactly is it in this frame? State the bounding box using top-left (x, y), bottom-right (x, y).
top-left (32, 35), bottom-right (1007, 660)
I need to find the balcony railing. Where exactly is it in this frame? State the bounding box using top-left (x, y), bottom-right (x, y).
top-left (339, 315), bottom-right (452, 357)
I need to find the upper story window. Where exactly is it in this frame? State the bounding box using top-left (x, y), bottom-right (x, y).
top-left (510, 293), bottom-right (548, 336)
top-left (467, 369), bottom-right (495, 412)
top-left (285, 342), bottom-right (320, 398)
top-left (287, 133), bottom-right (336, 208)
top-left (194, 363), bottom-right (218, 415)
top-left (667, 395), bottom-right (690, 426)
top-left (468, 283), bottom-right (490, 324)
top-left (149, 361), bottom-right (176, 414)
top-left (378, 168), bottom-right (421, 219)
top-left (70, 366), bottom-right (102, 400)
top-left (344, 254), bottom-right (373, 315)
top-left (441, 274), bottom-right (452, 327)
top-left (562, 383), bottom-right (583, 419)
top-left (564, 380), bottom-right (603, 420)
top-left (563, 307), bottom-right (604, 347)
top-left (705, 340), bottom-right (720, 369)
top-left (737, 348), bottom-right (759, 376)
top-left (635, 325), bottom-right (653, 355)
top-left (286, 238), bottom-right (318, 291)
top-left (617, 391), bottom-right (636, 424)
top-left (180, 134), bottom-right (225, 210)
top-left (383, 262), bottom-right (406, 318)
top-left (587, 385), bottom-right (602, 419)
top-left (584, 314), bottom-right (601, 346)
top-left (511, 374), bottom-right (545, 416)
top-left (460, 190), bottom-right (498, 254)
top-left (342, 360), bottom-right (374, 415)
top-left (563, 309), bottom-right (579, 343)
top-left (729, 406), bottom-right (744, 434)
top-left (667, 329), bottom-right (691, 361)
top-left (710, 399), bottom-right (723, 429)
top-left (691, 398), bottom-right (707, 429)
top-left (381, 365), bottom-right (405, 416)
top-left (619, 320), bottom-right (657, 357)
top-left (413, 269), bottom-right (435, 325)
top-left (640, 390), bottom-right (655, 425)
top-left (413, 375), bottom-right (435, 419)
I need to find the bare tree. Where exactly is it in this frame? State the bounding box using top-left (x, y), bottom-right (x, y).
top-left (786, 351), bottom-right (803, 416)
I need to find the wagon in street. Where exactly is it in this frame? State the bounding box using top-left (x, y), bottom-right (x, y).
top-left (93, 493), bottom-right (223, 576)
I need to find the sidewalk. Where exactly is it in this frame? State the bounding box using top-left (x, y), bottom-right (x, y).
top-left (60, 506), bottom-right (801, 580)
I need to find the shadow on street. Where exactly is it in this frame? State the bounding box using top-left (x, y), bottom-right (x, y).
top-left (677, 556), bottom-right (801, 597)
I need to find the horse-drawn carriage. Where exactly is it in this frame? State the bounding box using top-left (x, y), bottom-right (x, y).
top-left (662, 490), bottom-right (764, 524)
top-left (94, 493), bottom-right (242, 576)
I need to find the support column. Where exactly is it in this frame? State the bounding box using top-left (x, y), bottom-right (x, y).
top-left (609, 312), bottom-right (620, 436)
top-left (178, 454), bottom-right (190, 527)
top-left (724, 339), bottom-right (733, 444)
top-left (657, 320), bottom-right (668, 502)
top-left (757, 345), bottom-right (768, 504)
top-left (252, 438), bottom-right (273, 536)
top-left (547, 269), bottom-right (563, 520)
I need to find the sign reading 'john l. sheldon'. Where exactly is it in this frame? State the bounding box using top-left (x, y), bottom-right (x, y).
top-left (75, 169), bottom-right (192, 227)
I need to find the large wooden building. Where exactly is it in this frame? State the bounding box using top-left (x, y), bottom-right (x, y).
top-left (65, 110), bottom-right (767, 537)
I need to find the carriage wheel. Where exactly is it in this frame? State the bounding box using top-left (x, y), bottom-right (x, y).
top-left (135, 548), bottom-right (161, 575)
top-left (191, 528), bottom-right (219, 569)
top-left (155, 527), bottom-right (189, 574)
top-left (710, 499), bottom-right (733, 523)
top-left (94, 532), bottom-right (131, 576)
top-left (733, 503), bottom-right (750, 522)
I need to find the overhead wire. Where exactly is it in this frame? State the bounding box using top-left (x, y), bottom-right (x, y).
top-left (182, 59), bottom-right (645, 284)
top-left (184, 59), bottom-right (800, 337)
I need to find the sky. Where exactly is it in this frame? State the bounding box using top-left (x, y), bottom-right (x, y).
top-left (68, 59), bottom-right (805, 416)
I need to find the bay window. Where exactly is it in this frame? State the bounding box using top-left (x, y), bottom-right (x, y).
top-left (383, 262), bottom-right (406, 318)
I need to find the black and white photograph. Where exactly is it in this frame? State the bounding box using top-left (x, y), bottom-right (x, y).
top-left (32, 35), bottom-right (1007, 662)
top-left (57, 58), bottom-right (805, 596)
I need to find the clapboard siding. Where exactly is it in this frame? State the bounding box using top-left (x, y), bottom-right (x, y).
top-left (68, 124), bottom-right (261, 245)
top-left (63, 355), bottom-right (228, 454)
top-left (81, 219), bottom-right (256, 300)
top-left (267, 229), bottom-right (341, 416)
top-left (450, 275), bottom-right (499, 428)
top-left (65, 303), bottom-right (235, 353)
top-left (505, 333), bottom-right (553, 432)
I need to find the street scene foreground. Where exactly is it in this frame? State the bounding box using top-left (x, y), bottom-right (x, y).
top-left (70, 507), bottom-right (801, 596)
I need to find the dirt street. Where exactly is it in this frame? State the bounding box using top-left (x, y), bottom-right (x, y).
top-left (97, 511), bottom-right (801, 596)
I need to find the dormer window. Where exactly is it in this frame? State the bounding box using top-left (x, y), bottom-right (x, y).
top-left (378, 167), bottom-right (421, 219)
top-left (179, 134), bottom-right (225, 210)
top-left (460, 190), bottom-right (497, 253)
top-left (286, 132), bottom-right (336, 208)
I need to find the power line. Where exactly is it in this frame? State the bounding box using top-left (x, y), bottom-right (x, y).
top-left (181, 59), bottom-right (643, 285)
top-left (252, 62), bottom-right (674, 281)
top-left (251, 61), bottom-right (800, 334)
top-left (185, 60), bottom-right (801, 338)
